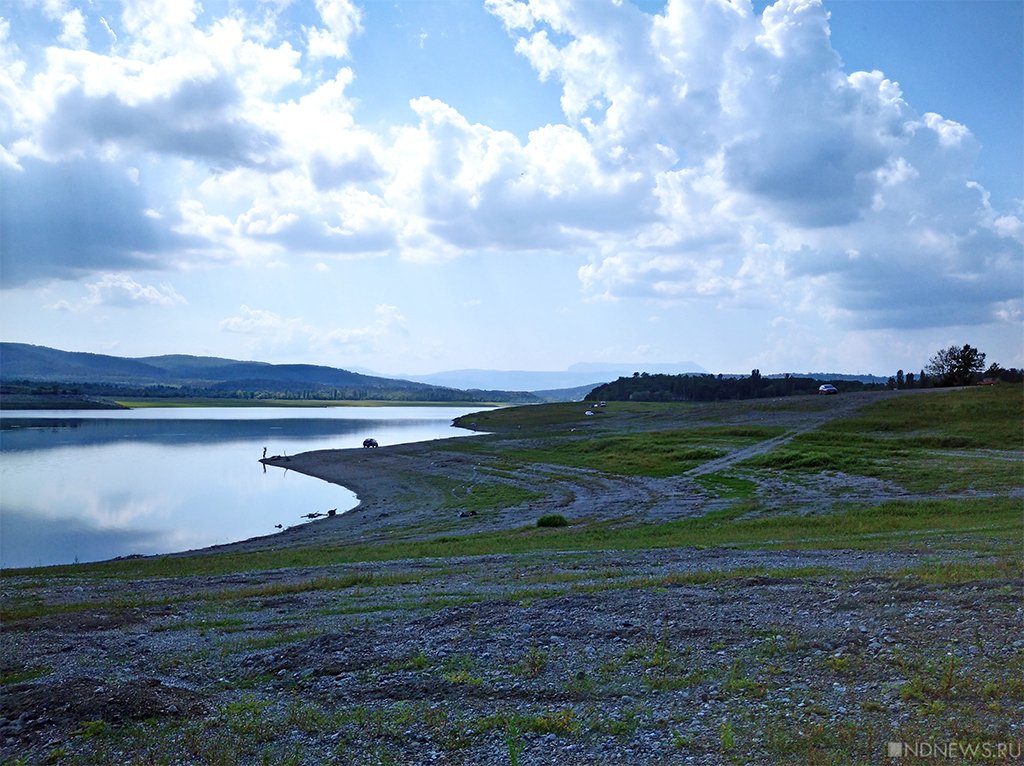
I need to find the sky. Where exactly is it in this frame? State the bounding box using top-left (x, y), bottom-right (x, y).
top-left (1, 0), bottom-right (1021, 377)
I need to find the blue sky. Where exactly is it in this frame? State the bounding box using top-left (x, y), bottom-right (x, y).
top-left (1, 0), bottom-right (1021, 377)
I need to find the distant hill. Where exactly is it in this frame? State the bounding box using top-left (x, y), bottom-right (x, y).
top-left (0, 343), bottom-right (173, 384)
top-left (0, 343), bottom-right (540, 405)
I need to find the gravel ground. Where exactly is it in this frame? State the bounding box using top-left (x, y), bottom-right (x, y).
top-left (3, 546), bottom-right (1022, 765)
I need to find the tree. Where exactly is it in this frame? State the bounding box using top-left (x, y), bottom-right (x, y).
top-left (925, 344), bottom-right (987, 387)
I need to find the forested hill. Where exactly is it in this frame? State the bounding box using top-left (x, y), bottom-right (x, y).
top-left (0, 343), bottom-right (539, 404)
top-left (585, 371), bottom-right (882, 403)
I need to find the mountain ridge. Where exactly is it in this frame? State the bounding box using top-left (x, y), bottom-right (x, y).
top-left (0, 344), bottom-right (540, 404)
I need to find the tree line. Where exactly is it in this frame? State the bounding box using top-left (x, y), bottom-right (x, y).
top-left (888, 344), bottom-right (1022, 389)
top-left (585, 370), bottom-right (880, 403)
top-left (586, 344), bottom-right (1020, 403)
top-left (0, 380), bottom-right (540, 404)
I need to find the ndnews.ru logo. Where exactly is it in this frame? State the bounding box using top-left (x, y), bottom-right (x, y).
top-left (888, 740), bottom-right (1024, 760)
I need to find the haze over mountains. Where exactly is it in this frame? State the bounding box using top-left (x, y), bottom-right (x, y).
top-left (360, 362), bottom-right (709, 393)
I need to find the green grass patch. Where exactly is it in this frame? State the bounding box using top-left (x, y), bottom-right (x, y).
top-left (501, 425), bottom-right (782, 477)
top-left (745, 386), bottom-right (1023, 492)
top-left (500, 434), bottom-right (724, 477)
top-left (895, 554), bottom-right (1023, 584)
top-left (694, 473), bottom-right (758, 499)
top-left (823, 386), bottom-right (1023, 448)
top-left (536, 514), bottom-right (569, 528)
top-left (0, 665), bottom-right (50, 685)
top-left (220, 629), bottom-right (322, 654)
top-left (441, 481), bottom-right (544, 513)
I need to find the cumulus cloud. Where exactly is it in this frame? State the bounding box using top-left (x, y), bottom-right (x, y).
top-left (489, 0), bottom-right (1022, 329)
top-left (306, 0), bottom-right (363, 60)
top-left (83, 272), bottom-right (187, 307)
top-left (220, 305), bottom-right (303, 336)
top-left (0, 157), bottom-right (183, 286)
top-left (385, 98), bottom-right (655, 259)
top-left (48, 273), bottom-right (187, 310)
top-left (35, 71), bottom-right (285, 169)
top-left (1, 0), bottom-right (1019, 342)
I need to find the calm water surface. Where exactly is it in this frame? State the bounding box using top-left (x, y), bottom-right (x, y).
top-left (0, 406), bottom-right (484, 568)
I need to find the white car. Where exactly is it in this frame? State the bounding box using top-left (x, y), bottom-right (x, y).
top-left (818, 384), bottom-right (838, 395)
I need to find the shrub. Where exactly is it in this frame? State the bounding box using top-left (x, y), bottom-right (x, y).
top-left (536, 514), bottom-right (569, 528)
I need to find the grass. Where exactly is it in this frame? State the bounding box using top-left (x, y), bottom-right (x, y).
top-left (744, 385), bottom-right (1023, 492)
top-left (487, 425), bottom-right (783, 478)
top-left (537, 513), bottom-right (569, 527)
top-left (694, 473), bottom-right (758, 499)
top-left (0, 570), bottom-right (431, 623)
top-left (6, 495), bottom-right (1020, 589)
top-left (440, 480), bottom-right (544, 514)
top-left (0, 666), bottom-right (50, 685)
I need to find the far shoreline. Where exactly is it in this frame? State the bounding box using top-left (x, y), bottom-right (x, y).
top-left (0, 396), bottom-right (511, 411)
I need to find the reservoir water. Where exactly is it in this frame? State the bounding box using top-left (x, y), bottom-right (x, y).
top-left (0, 406), bottom-right (484, 569)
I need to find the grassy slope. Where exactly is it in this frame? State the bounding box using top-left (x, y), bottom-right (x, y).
top-left (743, 386), bottom-right (1023, 491)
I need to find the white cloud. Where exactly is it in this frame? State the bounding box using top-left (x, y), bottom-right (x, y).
top-left (46, 272), bottom-right (187, 310)
top-left (220, 304), bottom-right (301, 335)
top-left (57, 9), bottom-right (88, 49)
top-left (10, 4), bottom-right (301, 170)
top-left (305, 0), bottom-right (363, 60)
top-left (83, 272), bottom-right (187, 307)
top-left (485, 0), bottom-right (1021, 332)
top-left (1, 0), bottom-right (1019, 358)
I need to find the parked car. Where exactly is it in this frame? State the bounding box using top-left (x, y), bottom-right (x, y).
top-left (818, 384), bottom-right (839, 395)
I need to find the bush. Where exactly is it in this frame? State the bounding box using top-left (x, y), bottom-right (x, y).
top-left (536, 514), bottom-right (569, 528)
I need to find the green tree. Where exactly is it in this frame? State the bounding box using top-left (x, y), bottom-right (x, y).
top-left (925, 344), bottom-right (987, 387)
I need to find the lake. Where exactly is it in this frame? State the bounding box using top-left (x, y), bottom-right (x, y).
top-left (0, 406), bottom-right (484, 569)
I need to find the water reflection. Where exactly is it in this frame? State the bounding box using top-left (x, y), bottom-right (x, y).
top-left (0, 407), bottom-right (482, 568)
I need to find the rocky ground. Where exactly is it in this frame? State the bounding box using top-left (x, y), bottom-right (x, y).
top-left (2, 547), bottom-right (1022, 765)
top-left (1, 391), bottom-right (1022, 765)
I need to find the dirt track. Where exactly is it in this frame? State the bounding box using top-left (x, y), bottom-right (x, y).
top-left (236, 391), bottom-right (923, 553)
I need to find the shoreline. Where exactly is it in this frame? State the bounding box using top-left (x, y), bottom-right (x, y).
top-left (239, 437), bottom-right (488, 552)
